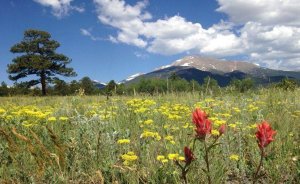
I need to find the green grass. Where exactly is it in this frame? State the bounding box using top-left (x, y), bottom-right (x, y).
top-left (0, 88), bottom-right (299, 183)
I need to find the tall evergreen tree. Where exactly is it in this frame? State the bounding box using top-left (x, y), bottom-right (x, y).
top-left (7, 29), bottom-right (76, 95)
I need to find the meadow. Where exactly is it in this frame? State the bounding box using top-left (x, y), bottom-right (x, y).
top-left (0, 88), bottom-right (299, 183)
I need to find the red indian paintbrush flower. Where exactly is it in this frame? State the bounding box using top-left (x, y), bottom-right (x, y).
top-left (192, 108), bottom-right (212, 139)
top-left (184, 146), bottom-right (195, 165)
top-left (255, 121), bottom-right (276, 150)
top-left (218, 124), bottom-right (226, 135)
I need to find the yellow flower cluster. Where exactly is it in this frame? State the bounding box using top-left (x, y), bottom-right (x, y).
top-left (121, 151), bottom-right (138, 165)
top-left (140, 130), bottom-right (161, 141)
top-left (156, 155), bottom-right (169, 163)
top-left (167, 153), bottom-right (185, 161)
top-left (126, 99), bottom-right (156, 114)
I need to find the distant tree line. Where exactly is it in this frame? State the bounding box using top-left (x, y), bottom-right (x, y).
top-left (0, 75), bottom-right (298, 97)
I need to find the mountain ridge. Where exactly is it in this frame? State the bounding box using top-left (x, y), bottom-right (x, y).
top-left (123, 56), bottom-right (300, 86)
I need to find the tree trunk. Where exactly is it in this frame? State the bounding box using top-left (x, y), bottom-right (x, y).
top-left (41, 71), bottom-right (46, 96)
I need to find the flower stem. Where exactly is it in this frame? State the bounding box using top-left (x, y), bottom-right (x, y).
top-left (204, 141), bottom-right (212, 184)
top-left (253, 149), bottom-right (264, 184)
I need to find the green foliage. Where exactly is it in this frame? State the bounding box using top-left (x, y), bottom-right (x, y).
top-left (203, 76), bottom-right (220, 94)
top-left (79, 77), bottom-right (98, 95)
top-left (104, 80), bottom-right (117, 97)
top-left (7, 29), bottom-right (76, 95)
top-left (52, 78), bottom-right (69, 96)
top-left (0, 82), bottom-right (9, 96)
top-left (275, 78), bottom-right (299, 91)
top-left (230, 78), bottom-right (255, 92)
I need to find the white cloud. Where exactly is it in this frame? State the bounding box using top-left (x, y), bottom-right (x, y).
top-left (240, 22), bottom-right (300, 70)
top-left (91, 0), bottom-right (300, 71)
top-left (217, 0), bottom-right (300, 26)
top-left (93, 0), bottom-right (149, 47)
top-left (80, 28), bottom-right (101, 41)
top-left (134, 51), bottom-right (148, 59)
top-left (93, 0), bottom-right (242, 55)
top-left (34, 0), bottom-right (84, 18)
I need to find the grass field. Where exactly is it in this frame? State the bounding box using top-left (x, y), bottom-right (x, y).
top-left (0, 88), bottom-right (299, 183)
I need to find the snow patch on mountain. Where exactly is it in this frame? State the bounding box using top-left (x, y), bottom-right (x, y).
top-left (126, 73), bottom-right (144, 81)
top-left (154, 64), bottom-right (171, 71)
top-left (93, 80), bottom-right (106, 85)
top-left (209, 64), bottom-right (216, 69)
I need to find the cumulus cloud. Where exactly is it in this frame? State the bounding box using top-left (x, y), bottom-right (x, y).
top-left (91, 0), bottom-right (300, 71)
top-left (240, 22), bottom-right (300, 70)
top-left (94, 0), bottom-right (149, 47)
top-left (93, 0), bottom-right (242, 56)
top-left (34, 0), bottom-right (84, 18)
top-left (216, 0), bottom-right (300, 70)
top-left (217, 0), bottom-right (300, 26)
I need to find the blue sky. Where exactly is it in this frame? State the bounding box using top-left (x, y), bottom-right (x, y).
top-left (1, 0), bottom-right (300, 85)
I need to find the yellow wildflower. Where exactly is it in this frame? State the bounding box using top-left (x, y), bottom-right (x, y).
top-left (157, 155), bottom-right (165, 161)
top-left (48, 117), bottom-right (57, 122)
top-left (117, 139), bottom-right (130, 144)
top-left (59, 117), bottom-right (69, 121)
top-left (168, 153), bottom-right (179, 160)
top-left (144, 119), bottom-right (154, 125)
top-left (228, 123), bottom-right (237, 128)
top-left (229, 154), bottom-right (239, 161)
top-left (211, 129), bottom-right (220, 136)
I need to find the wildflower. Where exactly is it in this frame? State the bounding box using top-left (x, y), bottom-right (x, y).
top-left (193, 108), bottom-right (208, 124)
top-left (165, 135), bottom-right (173, 141)
top-left (182, 123), bottom-right (189, 128)
top-left (214, 119), bottom-right (226, 126)
top-left (155, 155), bottom-right (169, 165)
top-left (121, 151), bottom-right (138, 165)
top-left (170, 140), bottom-right (176, 144)
top-left (59, 117), bottom-right (69, 121)
top-left (48, 117), bottom-right (57, 122)
top-left (0, 108), bottom-right (6, 114)
top-left (219, 124), bottom-right (226, 135)
top-left (184, 147), bottom-right (195, 165)
top-left (228, 123), bottom-right (236, 128)
top-left (157, 155), bottom-right (165, 161)
top-left (178, 156), bottom-right (185, 161)
top-left (161, 159), bottom-right (169, 163)
top-left (140, 130), bottom-right (161, 140)
top-left (255, 121), bottom-right (276, 150)
top-left (192, 108), bottom-right (212, 139)
top-left (168, 153), bottom-right (179, 160)
top-left (211, 129), bottom-right (220, 136)
top-left (144, 119), bottom-right (154, 125)
top-left (117, 139), bottom-right (130, 144)
top-left (229, 154), bottom-right (239, 161)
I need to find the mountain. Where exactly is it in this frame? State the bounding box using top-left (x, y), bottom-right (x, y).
top-left (125, 56), bottom-right (300, 86)
top-left (92, 80), bottom-right (106, 89)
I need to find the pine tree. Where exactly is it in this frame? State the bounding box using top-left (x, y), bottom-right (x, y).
top-left (7, 29), bottom-right (76, 95)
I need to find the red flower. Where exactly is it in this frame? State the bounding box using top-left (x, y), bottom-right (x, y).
top-left (184, 146), bottom-right (195, 165)
top-left (192, 108), bottom-right (208, 124)
top-left (219, 124), bottom-right (226, 135)
top-left (192, 108), bottom-right (212, 139)
top-left (255, 121), bottom-right (276, 149)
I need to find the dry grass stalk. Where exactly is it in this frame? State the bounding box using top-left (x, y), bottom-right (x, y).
top-left (46, 126), bottom-right (66, 170)
top-left (0, 127), bottom-right (18, 153)
top-left (11, 127), bottom-right (46, 178)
